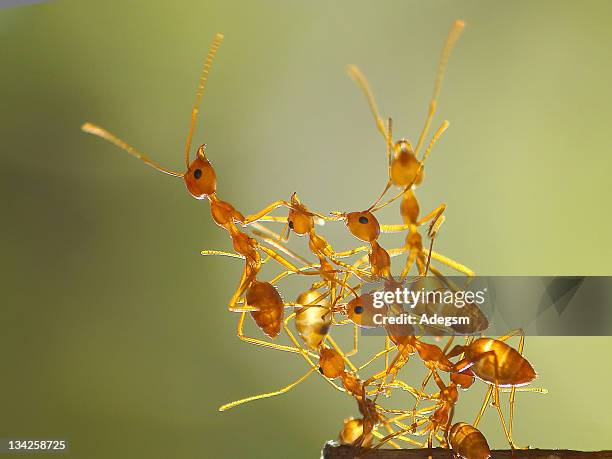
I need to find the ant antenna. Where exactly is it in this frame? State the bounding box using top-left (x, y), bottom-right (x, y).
top-left (414, 20), bottom-right (465, 155)
top-left (184, 33), bottom-right (224, 168)
top-left (424, 211), bottom-right (446, 276)
top-left (387, 117), bottom-right (394, 169)
top-left (347, 65), bottom-right (390, 144)
top-left (421, 120), bottom-right (449, 165)
top-left (366, 117), bottom-right (394, 212)
top-left (81, 123), bottom-right (183, 177)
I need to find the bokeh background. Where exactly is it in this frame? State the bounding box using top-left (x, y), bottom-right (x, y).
top-left (2, 1), bottom-right (612, 458)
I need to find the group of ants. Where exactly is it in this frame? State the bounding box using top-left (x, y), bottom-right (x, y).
top-left (82, 20), bottom-right (546, 459)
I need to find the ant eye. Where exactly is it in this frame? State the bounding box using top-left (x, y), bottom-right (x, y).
top-left (358, 216), bottom-right (369, 224)
top-left (354, 306), bottom-right (363, 314)
top-left (194, 169), bottom-right (203, 179)
top-left (288, 220), bottom-right (294, 229)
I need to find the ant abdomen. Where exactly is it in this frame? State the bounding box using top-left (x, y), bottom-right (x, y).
top-left (246, 281), bottom-right (284, 338)
top-left (318, 348), bottom-right (345, 379)
top-left (339, 418), bottom-right (372, 447)
top-left (449, 422), bottom-right (491, 459)
top-left (464, 339), bottom-right (537, 386)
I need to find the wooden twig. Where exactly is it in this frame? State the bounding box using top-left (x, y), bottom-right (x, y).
top-left (322, 443), bottom-right (612, 459)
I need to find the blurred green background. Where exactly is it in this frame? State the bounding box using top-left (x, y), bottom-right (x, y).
top-left (2, 1), bottom-right (612, 458)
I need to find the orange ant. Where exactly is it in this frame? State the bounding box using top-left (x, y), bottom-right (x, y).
top-left (347, 20), bottom-right (474, 279)
top-left (447, 329), bottom-right (540, 449)
top-left (81, 33), bottom-right (345, 357)
top-left (448, 422), bottom-right (491, 459)
top-left (339, 417), bottom-right (373, 448)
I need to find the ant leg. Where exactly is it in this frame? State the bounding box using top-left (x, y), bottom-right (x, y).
top-left (374, 379), bottom-right (426, 400)
top-left (416, 204), bottom-right (447, 227)
top-left (493, 384), bottom-right (514, 448)
top-left (236, 311), bottom-right (310, 354)
top-left (422, 250), bottom-right (475, 277)
top-left (380, 223), bottom-right (412, 233)
top-left (228, 269), bottom-right (255, 312)
top-left (242, 200), bottom-right (291, 225)
top-left (358, 345), bottom-right (397, 371)
top-left (473, 386), bottom-right (493, 428)
top-left (373, 421), bottom-right (428, 449)
top-left (329, 257), bottom-right (372, 280)
top-left (496, 329), bottom-right (526, 444)
top-left (413, 337), bottom-right (455, 411)
top-left (496, 328), bottom-right (525, 343)
top-left (258, 246), bottom-right (352, 285)
top-left (386, 406), bottom-right (436, 426)
top-left (257, 245), bottom-right (301, 271)
top-left (268, 263), bottom-right (322, 285)
top-left (218, 367), bottom-right (316, 411)
top-left (415, 254), bottom-right (427, 275)
top-left (384, 336), bottom-right (391, 383)
top-left (250, 216), bottom-right (288, 223)
top-left (253, 230), bottom-right (311, 265)
top-left (462, 350), bottom-right (514, 447)
top-left (282, 314), bottom-right (346, 394)
top-left (400, 248), bottom-right (419, 278)
top-left (250, 222), bottom-right (291, 246)
top-left (334, 246), bottom-right (370, 258)
top-left (414, 20), bottom-right (465, 155)
top-left (346, 324), bottom-right (359, 357)
top-left (427, 264), bottom-right (463, 293)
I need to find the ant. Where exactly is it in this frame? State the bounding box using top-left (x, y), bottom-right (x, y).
top-left (347, 20), bottom-right (474, 279)
top-left (448, 422), bottom-right (491, 459)
top-left (81, 33), bottom-right (344, 357)
top-left (447, 329), bottom-right (542, 449)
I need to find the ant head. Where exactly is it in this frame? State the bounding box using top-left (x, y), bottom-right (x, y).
top-left (184, 145), bottom-right (217, 199)
top-left (390, 139), bottom-right (424, 188)
top-left (345, 211), bottom-right (380, 242)
top-left (347, 293), bottom-right (380, 328)
top-left (394, 139), bottom-right (414, 156)
top-left (318, 347), bottom-right (345, 379)
top-left (287, 192), bottom-right (314, 235)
